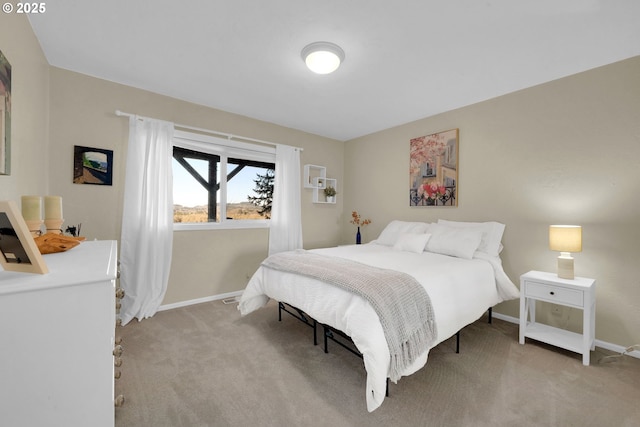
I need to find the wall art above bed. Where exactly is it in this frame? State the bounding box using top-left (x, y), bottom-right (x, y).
top-left (409, 128), bottom-right (458, 207)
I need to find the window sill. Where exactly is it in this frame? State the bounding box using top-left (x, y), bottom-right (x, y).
top-left (173, 220), bottom-right (270, 232)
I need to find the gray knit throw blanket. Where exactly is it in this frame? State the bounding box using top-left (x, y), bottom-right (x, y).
top-left (261, 250), bottom-right (437, 382)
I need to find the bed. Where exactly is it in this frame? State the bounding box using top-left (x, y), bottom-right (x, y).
top-left (239, 219), bottom-right (520, 412)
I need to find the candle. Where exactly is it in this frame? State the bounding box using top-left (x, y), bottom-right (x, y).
top-left (21, 196), bottom-right (42, 221)
top-left (44, 196), bottom-right (63, 220)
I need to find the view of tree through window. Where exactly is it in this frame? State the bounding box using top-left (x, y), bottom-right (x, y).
top-left (246, 168), bottom-right (274, 218)
top-left (172, 146), bottom-right (274, 223)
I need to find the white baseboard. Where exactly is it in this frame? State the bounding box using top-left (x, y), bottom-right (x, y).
top-left (158, 290), bottom-right (244, 312)
top-left (492, 312), bottom-right (640, 360)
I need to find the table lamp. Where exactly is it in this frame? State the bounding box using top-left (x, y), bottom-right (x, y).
top-left (549, 225), bottom-right (582, 279)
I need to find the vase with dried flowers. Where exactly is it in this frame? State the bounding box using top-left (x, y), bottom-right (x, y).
top-left (350, 211), bottom-right (371, 244)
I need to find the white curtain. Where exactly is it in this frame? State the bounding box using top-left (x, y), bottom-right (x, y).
top-left (268, 145), bottom-right (303, 255)
top-left (119, 116), bottom-right (175, 325)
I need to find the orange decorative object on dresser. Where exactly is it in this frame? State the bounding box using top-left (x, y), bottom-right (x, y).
top-left (34, 232), bottom-right (85, 254)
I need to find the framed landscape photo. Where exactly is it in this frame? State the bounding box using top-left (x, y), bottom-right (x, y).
top-left (0, 200), bottom-right (48, 274)
top-left (73, 145), bottom-right (114, 185)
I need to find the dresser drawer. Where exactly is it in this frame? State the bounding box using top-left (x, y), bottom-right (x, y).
top-left (524, 281), bottom-right (584, 307)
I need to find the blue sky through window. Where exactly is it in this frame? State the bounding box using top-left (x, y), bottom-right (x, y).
top-left (172, 158), bottom-right (263, 206)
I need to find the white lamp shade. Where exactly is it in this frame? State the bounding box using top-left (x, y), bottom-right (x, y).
top-left (301, 42), bottom-right (345, 74)
top-left (549, 225), bottom-right (582, 253)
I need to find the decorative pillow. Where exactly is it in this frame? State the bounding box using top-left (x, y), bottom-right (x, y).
top-left (425, 223), bottom-right (483, 259)
top-left (374, 220), bottom-right (431, 246)
top-left (437, 219), bottom-right (505, 257)
top-left (393, 233), bottom-right (431, 254)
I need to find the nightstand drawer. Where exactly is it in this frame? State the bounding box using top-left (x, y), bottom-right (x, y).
top-left (524, 281), bottom-right (583, 307)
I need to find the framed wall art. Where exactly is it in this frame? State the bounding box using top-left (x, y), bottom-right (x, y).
top-left (73, 145), bottom-right (114, 185)
top-left (409, 128), bottom-right (458, 207)
top-left (0, 49), bottom-right (11, 175)
top-left (0, 200), bottom-right (48, 274)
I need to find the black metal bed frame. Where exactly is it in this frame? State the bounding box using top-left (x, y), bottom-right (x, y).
top-left (322, 307), bottom-right (493, 356)
top-left (277, 301), bottom-right (493, 397)
top-left (278, 302), bottom-right (318, 345)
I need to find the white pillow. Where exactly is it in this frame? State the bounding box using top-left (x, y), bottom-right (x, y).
top-left (393, 233), bottom-right (432, 254)
top-left (437, 219), bottom-right (505, 257)
top-left (375, 220), bottom-right (431, 246)
top-left (425, 223), bottom-right (483, 259)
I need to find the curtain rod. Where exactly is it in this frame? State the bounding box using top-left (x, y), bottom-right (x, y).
top-left (115, 110), bottom-right (302, 151)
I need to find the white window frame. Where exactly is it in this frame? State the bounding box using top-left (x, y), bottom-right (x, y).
top-left (172, 130), bottom-right (276, 231)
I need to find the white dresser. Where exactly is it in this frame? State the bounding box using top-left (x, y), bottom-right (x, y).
top-left (0, 240), bottom-right (118, 427)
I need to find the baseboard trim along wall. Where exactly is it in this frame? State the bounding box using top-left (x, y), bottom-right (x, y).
top-left (158, 290), bottom-right (244, 312)
top-left (159, 295), bottom-right (640, 361)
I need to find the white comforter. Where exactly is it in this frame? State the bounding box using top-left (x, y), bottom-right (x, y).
top-left (238, 243), bottom-right (519, 412)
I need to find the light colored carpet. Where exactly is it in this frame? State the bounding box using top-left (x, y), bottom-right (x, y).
top-left (114, 300), bottom-right (640, 427)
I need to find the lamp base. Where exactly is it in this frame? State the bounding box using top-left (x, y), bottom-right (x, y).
top-left (557, 252), bottom-right (574, 280)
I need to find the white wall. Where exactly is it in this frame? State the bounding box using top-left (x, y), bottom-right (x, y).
top-left (343, 56), bottom-right (640, 349)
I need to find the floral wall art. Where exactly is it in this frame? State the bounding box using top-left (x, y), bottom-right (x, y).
top-left (409, 128), bottom-right (458, 206)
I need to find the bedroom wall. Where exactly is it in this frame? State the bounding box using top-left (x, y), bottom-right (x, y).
top-left (46, 67), bottom-right (344, 305)
top-left (5, 13), bottom-right (638, 350)
top-left (0, 14), bottom-right (49, 201)
top-left (343, 56), bottom-right (640, 349)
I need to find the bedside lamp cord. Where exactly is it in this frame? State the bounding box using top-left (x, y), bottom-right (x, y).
top-left (598, 344), bottom-right (640, 364)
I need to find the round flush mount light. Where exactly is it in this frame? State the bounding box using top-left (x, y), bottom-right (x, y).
top-left (301, 42), bottom-right (345, 74)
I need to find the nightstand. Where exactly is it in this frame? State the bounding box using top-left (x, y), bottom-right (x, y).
top-left (519, 270), bottom-right (596, 365)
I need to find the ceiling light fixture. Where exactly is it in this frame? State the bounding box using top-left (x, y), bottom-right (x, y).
top-left (301, 42), bottom-right (345, 74)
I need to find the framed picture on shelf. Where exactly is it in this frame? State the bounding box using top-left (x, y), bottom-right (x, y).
top-left (0, 200), bottom-right (48, 274)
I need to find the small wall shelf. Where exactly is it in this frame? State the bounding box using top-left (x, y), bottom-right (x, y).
top-left (304, 164), bottom-right (326, 189)
top-left (312, 177), bottom-right (337, 204)
top-left (304, 164), bottom-right (337, 204)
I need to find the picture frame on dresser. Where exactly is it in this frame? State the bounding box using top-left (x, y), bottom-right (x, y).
top-left (0, 200), bottom-right (48, 274)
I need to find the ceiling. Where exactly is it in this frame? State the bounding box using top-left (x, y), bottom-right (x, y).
top-left (28, 1), bottom-right (640, 141)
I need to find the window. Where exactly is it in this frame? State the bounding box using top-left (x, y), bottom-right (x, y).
top-left (172, 130), bottom-right (276, 230)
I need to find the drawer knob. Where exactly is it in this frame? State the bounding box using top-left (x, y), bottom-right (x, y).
top-left (549, 291), bottom-right (555, 295)
top-left (114, 370), bottom-right (121, 379)
top-left (114, 394), bottom-right (125, 407)
top-left (114, 357), bottom-right (123, 367)
top-left (115, 336), bottom-right (123, 345)
top-left (113, 345), bottom-right (123, 357)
